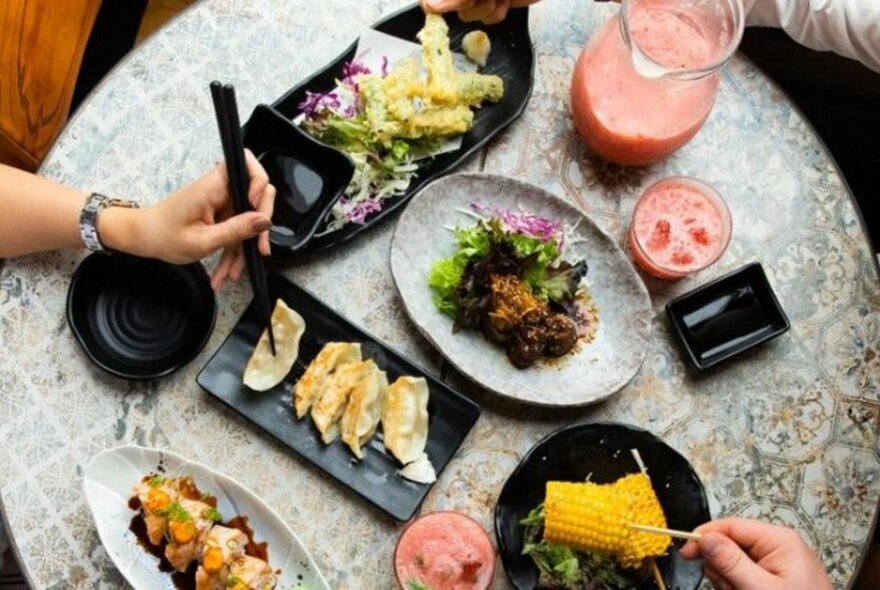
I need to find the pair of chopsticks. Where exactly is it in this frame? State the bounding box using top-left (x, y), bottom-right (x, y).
top-left (209, 81), bottom-right (276, 356)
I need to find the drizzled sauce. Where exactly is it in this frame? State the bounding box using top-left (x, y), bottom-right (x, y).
top-left (128, 474), bottom-right (271, 590)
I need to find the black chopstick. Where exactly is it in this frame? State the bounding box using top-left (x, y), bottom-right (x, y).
top-left (209, 81), bottom-right (277, 356)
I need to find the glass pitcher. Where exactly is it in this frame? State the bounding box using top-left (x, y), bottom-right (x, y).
top-left (570, 0), bottom-right (744, 166)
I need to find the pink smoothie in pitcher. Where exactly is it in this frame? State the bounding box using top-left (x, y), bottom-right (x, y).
top-left (571, 0), bottom-right (734, 165)
top-left (629, 177), bottom-right (731, 279)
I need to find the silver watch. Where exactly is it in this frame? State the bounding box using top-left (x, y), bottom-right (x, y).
top-left (79, 193), bottom-right (140, 252)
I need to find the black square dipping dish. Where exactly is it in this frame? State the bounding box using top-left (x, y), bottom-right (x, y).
top-left (67, 253), bottom-right (217, 380)
top-left (242, 105), bottom-right (354, 253)
top-left (666, 263), bottom-right (790, 370)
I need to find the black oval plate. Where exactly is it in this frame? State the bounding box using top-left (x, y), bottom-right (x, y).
top-left (67, 254), bottom-right (217, 380)
top-left (257, 2), bottom-right (534, 256)
top-left (495, 422), bottom-right (710, 590)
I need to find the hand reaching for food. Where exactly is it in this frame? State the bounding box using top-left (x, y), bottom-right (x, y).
top-left (680, 518), bottom-right (833, 590)
top-left (127, 149), bottom-right (276, 291)
top-left (421, 0), bottom-right (540, 24)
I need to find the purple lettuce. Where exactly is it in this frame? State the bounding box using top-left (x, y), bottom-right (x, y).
top-left (470, 203), bottom-right (562, 243)
top-left (297, 90), bottom-right (341, 118)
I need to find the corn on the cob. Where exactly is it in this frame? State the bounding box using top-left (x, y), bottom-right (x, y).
top-left (544, 473), bottom-right (671, 568)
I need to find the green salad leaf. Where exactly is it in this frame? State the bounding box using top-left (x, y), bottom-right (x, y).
top-left (427, 222), bottom-right (493, 316)
top-left (428, 216), bottom-right (587, 317)
top-left (519, 503), bottom-right (637, 590)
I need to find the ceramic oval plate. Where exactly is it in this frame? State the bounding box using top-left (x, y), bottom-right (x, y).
top-left (83, 445), bottom-right (329, 590)
top-left (390, 173), bottom-right (652, 406)
top-left (495, 422), bottom-right (710, 589)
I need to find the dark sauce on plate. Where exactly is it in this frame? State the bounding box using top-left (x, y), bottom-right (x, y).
top-left (128, 474), bottom-right (270, 590)
top-left (682, 284), bottom-right (776, 362)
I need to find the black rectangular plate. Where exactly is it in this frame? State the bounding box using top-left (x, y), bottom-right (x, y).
top-left (250, 2), bottom-right (534, 256)
top-left (666, 263), bottom-right (790, 370)
top-left (196, 273), bottom-right (481, 521)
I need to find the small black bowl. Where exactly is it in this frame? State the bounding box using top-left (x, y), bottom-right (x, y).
top-left (495, 422), bottom-right (709, 590)
top-left (242, 104), bottom-right (354, 254)
top-left (666, 263), bottom-right (790, 370)
top-left (67, 253), bottom-right (217, 380)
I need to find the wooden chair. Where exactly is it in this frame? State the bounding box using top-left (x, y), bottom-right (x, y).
top-left (0, 0), bottom-right (101, 171)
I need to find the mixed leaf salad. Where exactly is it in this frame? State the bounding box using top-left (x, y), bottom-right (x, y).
top-left (521, 505), bottom-right (642, 590)
top-left (297, 14), bottom-right (503, 232)
top-left (428, 204), bottom-right (597, 368)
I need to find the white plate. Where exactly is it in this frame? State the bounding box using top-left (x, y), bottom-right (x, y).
top-left (390, 173), bottom-right (653, 407)
top-left (83, 445), bottom-right (329, 590)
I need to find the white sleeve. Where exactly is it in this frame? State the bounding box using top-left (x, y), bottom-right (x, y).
top-left (744, 0), bottom-right (880, 72)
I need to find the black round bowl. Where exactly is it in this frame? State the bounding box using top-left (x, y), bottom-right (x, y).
top-left (67, 253), bottom-right (216, 380)
top-left (495, 422), bottom-right (709, 590)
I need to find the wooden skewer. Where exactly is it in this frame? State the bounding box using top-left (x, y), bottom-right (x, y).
top-left (649, 558), bottom-right (667, 590)
top-left (631, 523), bottom-right (703, 541)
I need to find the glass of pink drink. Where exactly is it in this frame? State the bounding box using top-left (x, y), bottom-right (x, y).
top-left (629, 177), bottom-right (732, 279)
top-left (570, 0), bottom-right (744, 165)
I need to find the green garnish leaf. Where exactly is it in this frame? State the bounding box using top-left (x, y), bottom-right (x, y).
top-left (148, 474), bottom-right (165, 488)
top-left (406, 580), bottom-right (431, 590)
top-left (203, 507), bottom-right (223, 522)
top-left (156, 502), bottom-right (191, 523)
top-left (225, 574), bottom-right (243, 587)
top-left (520, 504), bottom-right (546, 527)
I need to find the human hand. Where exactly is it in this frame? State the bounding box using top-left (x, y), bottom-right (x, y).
top-left (421, 0), bottom-right (541, 24)
top-left (680, 518), bottom-right (833, 590)
top-left (102, 149), bottom-right (276, 291)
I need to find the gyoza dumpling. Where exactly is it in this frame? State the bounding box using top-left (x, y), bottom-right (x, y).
top-left (243, 299), bottom-right (306, 392)
top-left (226, 554), bottom-right (278, 590)
top-left (382, 376), bottom-right (430, 465)
top-left (195, 526), bottom-right (248, 590)
top-left (398, 452), bottom-right (437, 484)
top-left (294, 342), bottom-right (362, 418)
top-left (340, 364), bottom-right (388, 459)
top-left (164, 497), bottom-right (220, 572)
top-left (311, 360), bottom-right (371, 444)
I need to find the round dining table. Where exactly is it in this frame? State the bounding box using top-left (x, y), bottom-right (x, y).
top-left (1, 0), bottom-right (878, 588)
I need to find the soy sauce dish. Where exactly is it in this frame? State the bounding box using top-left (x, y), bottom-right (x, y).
top-left (666, 263), bottom-right (790, 369)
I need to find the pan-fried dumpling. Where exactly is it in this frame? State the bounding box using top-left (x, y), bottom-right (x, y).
top-left (311, 360), bottom-right (371, 444)
top-left (293, 342), bottom-right (362, 418)
top-left (398, 452), bottom-right (437, 484)
top-left (340, 364), bottom-right (388, 459)
top-left (382, 376), bottom-right (430, 465)
top-left (243, 299), bottom-right (306, 392)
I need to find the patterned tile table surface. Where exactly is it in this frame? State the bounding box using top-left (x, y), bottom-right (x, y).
top-left (1, 0), bottom-right (878, 588)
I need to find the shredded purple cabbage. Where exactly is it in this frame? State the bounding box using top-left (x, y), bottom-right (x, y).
top-left (470, 203), bottom-right (562, 243)
top-left (297, 90), bottom-right (341, 118)
top-left (344, 198), bottom-right (383, 224)
top-left (380, 56), bottom-right (389, 78)
top-left (341, 60), bottom-right (372, 93)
